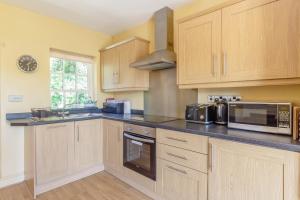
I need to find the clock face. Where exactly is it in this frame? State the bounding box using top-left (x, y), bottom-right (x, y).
top-left (18, 55), bottom-right (38, 72)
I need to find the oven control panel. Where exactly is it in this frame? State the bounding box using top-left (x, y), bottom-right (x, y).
top-left (124, 123), bottom-right (156, 138)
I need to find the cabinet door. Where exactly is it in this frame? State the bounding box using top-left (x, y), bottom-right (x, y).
top-left (222, 0), bottom-right (300, 82)
top-left (74, 119), bottom-right (102, 172)
top-left (101, 47), bottom-right (119, 90)
top-left (103, 119), bottom-right (123, 172)
top-left (35, 122), bottom-right (74, 185)
top-left (208, 138), bottom-right (293, 200)
top-left (118, 41), bottom-right (136, 88)
top-left (157, 159), bottom-right (207, 200)
top-left (178, 10), bottom-right (221, 85)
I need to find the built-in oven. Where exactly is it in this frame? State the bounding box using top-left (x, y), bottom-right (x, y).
top-left (228, 102), bottom-right (292, 135)
top-left (123, 123), bottom-right (156, 180)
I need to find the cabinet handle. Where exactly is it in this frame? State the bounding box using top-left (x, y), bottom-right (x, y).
top-left (77, 126), bottom-right (80, 142)
top-left (167, 152), bottom-right (187, 160)
top-left (223, 52), bottom-right (227, 76)
top-left (47, 124), bottom-right (66, 129)
top-left (119, 132), bottom-right (122, 142)
top-left (212, 54), bottom-right (217, 76)
top-left (208, 143), bottom-right (213, 172)
top-left (167, 165), bottom-right (187, 174)
top-left (166, 137), bottom-right (187, 143)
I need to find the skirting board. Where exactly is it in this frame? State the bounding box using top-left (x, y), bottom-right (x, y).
top-left (0, 173), bottom-right (25, 189)
top-left (36, 164), bottom-right (104, 196)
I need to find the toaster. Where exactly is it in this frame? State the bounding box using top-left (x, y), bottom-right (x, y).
top-left (185, 104), bottom-right (215, 124)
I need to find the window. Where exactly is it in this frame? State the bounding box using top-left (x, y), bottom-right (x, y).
top-left (50, 50), bottom-right (94, 108)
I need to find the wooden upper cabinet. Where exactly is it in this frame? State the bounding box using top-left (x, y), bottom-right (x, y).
top-left (177, 0), bottom-right (300, 88)
top-left (222, 0), bottom-right (300, 82)
top-left (100, 37), bottom-right (150, 92)
top-left (178, 10), bottom-right (221, 85)
top-left (101, 47), bottom-right (119, 90)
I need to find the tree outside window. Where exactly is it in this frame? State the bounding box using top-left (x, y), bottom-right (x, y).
top-left (50, 57), bottom-right (92, 108)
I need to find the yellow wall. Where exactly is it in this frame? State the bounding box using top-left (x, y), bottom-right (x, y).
top-left (112, 0), bottom-right (300, 106)
top-left (0, 2), bottom-right (112, 184)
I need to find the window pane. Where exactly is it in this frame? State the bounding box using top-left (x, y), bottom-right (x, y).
top-left (76, 62), bottom-right (88, 75)
top-left (77, 75), bottom-right (88, 90)
top-left (51, 91), bottom-right (64, 108)
top-left (65, 92), bottom-right (76, 105)
top-left (63, 73), bottom-right (75, 90)
top-left (63, 60), bottom-right (76, 74)
top-left (50, 74), bottom-right (63, 90)
top-left (77, 91), bottom-right (89, 104)
top-left (50, 57), bottom-right (63, 72)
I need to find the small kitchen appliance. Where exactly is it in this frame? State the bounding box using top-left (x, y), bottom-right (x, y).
top-left (102, 100), bottom-right (124, 114)
top-left (215, 99), bottom-right (228, 125)
top-left (185, 104), bottom-right (215, 124)
top-left (228, 102), bottom-right (292, 135)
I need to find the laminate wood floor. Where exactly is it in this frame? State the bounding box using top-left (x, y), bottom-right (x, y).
top-left (0, 171), bottom-right (152, 200)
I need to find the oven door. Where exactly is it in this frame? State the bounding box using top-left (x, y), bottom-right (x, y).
top-left (123, 132), bottom-right (156, 180)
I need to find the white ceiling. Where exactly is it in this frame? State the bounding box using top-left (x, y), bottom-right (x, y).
top-left (1, 0), bottom-right (193, 35)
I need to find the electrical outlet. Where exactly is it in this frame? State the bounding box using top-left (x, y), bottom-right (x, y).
top-left (8, 95), bottom-right (24, 102)
top-left (208, 95), bottom-right (242, 103)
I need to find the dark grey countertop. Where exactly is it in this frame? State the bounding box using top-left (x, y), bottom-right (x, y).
top-left (7, 113), bottom-right (300, 153)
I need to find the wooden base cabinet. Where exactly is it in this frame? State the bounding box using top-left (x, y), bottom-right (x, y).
top-left (208, 138), bottom-right (300, 200)
top-left (74, 119), bottom-right (102, 172)
top-left (157, 159), bottom-right (207, 200)
top-left (35, 122), bottom-right (75, 185)
top-left (103, 119), bottom-right (124, 173)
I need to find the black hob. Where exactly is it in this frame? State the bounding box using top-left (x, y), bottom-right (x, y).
top-left (129, 115), bottom-right (178, 123)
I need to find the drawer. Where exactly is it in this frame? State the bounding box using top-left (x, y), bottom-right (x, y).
top-left (157, 159), bottom-right (207, 200)
top-left (157, 144), bottom-right (207, 173)
top-left (157, 129), bottom-right (208, 154)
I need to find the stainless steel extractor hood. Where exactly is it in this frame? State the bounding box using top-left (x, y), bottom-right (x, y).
top-left (130, 7), bottom-right (176, 70)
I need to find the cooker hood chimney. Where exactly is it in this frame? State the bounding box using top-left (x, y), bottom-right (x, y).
top-left (130, 7), bottom-right (176, 70)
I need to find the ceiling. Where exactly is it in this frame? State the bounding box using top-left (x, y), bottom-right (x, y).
top-left (0, 0), bottom-right (193, 35)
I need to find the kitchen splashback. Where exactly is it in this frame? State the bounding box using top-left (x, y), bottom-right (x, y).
top-left (144, 68), bottom-right (197, 118)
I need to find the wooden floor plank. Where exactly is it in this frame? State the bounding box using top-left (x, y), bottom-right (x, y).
top-left (0, 172), bottom-right (152, 200)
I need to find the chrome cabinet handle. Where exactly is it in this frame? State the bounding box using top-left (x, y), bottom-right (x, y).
top-left (167, 152), bottom-right (187, 160)
top-left (77, 126), bottom-right (80, 142)
top-left (208, 143), bottom-right (213, 172)
top-left (212, 54), bottom-right (217, 76)
top-left (166, 137), bottom-right (187, 143)
top-left (167, 165), bottom-right (187, 174)
top-left (223, 52), bottom-right (227, 76)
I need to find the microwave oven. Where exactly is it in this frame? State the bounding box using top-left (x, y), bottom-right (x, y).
top-left (228, 102), bottom-right (292, 135)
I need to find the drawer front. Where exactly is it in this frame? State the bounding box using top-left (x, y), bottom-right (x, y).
top-left (157, 159), bottom-right (207, 200)
top-left (157, 129), bottom-right (208, 154)
top-left (157, 144), bottom-right (207, 173)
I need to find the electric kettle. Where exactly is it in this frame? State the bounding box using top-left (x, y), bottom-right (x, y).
top-left (215, 99), bottom-right (228, 125)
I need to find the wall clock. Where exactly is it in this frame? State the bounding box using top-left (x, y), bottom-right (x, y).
top-left (17, 55), bottom-right (38, 72)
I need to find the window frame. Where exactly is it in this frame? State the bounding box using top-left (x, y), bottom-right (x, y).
top-left (50, 49), bottom-right (95, 108)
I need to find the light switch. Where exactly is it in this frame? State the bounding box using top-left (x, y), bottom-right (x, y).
top-left (8, 95), bottom-right (24, 102)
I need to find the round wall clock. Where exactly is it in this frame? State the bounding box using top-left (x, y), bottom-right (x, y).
top-left (17, 55), bottom-right (38, 72)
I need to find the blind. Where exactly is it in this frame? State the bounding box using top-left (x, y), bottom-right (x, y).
top-left (50, 48), bottom-right (94, 64)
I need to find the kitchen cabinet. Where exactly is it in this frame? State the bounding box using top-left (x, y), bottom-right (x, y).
top-left (178, 10), bottom-right (221, 85)
top-left (100, 37), bottom-right (150, 92)
top-left (103, 119), bottom-right (124, 173)
top-left (35, 122), bottom-right (74, 185)
top-left (222, 0), bottom-right (300, 82)
top-left (157, 129), bottom-right (208, 200)
top-left (74, 119), bottom-right (102, 172)
top-left (177, 0), bottom-right (300, 88)
top-left (208, 138), bottom-right (300, 200)
top-left (157, 159), bottom-right (207, 200)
